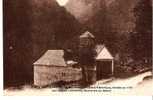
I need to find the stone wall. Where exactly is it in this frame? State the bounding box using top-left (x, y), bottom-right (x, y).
top-left (34, 65), bottom-right (82, 87)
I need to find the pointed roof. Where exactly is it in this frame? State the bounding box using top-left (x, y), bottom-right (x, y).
top-left (79, 31), bottom-right (95, 38)
top-left (95, 44), bottom-right (113, 60)
top-left (95, 44), bottom-right (105, 55)
top-left (34, 50), bottom-right (66, 66)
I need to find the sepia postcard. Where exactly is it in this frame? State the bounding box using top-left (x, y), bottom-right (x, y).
top-left (3, 0), bottom-right (152, 96)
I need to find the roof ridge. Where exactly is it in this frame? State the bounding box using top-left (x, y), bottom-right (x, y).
top-left (34, 50), bottom-right (66, 66)
top-left (96, 44), bottom-right (105, 57)
top-left (80, 31), bottom-right (95, 38)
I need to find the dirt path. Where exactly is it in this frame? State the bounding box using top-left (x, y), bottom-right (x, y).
top-left (4, 71), bottom-right (152, 96)
top-left (94, 71), bottom-right (152, 86)
top-left (90, 71), bottom-right (152, 95)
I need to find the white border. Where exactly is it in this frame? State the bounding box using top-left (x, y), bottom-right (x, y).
top-left (1, 96), bottom-right (153, 100)
top-left (0, 0), bottom-right (152, 99)
top-left (0, 0), bottom-right (3, 96)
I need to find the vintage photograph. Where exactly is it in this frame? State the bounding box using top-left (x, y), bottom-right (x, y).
top-left (3, 0), bottom-right (152, 95)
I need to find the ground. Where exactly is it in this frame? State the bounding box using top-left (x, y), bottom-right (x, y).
top-left (4, 71), bottom-right (152, 96)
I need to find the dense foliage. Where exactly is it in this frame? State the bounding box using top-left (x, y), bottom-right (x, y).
top-left (4, 0), bottom-right (152, 86)
top-left (131, 0), bottom-right (152, 61)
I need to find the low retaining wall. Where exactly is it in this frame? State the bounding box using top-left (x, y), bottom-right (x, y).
top-left (34, 65), bottom-right (82, 87)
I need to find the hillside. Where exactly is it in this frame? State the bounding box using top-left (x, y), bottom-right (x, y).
top-left (4, 0), bottom-right (82, 87)
top-left (65, 0), bottom-right (142, 58)
top-left (4, 0), bottom-right (152, 87)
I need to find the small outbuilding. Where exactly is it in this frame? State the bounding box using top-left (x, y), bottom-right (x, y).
top-left (79, 31), bottom-right (114, 80)
top-left (33, 50), bottom-right (81, 87)
top-left (95, 44), bottom-right (114, 80)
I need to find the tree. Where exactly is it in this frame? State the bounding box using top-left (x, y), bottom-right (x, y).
top-left (4, 0), bottom-right (33, 86)
top-left (131, 0), bottom-right (152, 62)
top-left (63, 36), bottom-right (80, 62)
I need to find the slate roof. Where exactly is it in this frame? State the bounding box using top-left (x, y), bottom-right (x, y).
top-left (34, 50), bottom-right (67, 66)
top-left (34, 45), bottom-right (113, 67)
